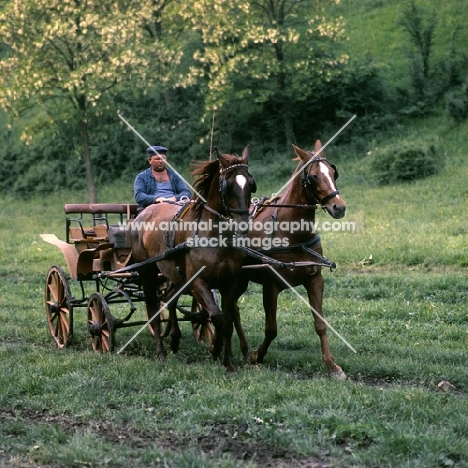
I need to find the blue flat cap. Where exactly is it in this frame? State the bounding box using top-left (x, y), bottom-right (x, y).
top-left (147, 145), bottom-right (168, 156)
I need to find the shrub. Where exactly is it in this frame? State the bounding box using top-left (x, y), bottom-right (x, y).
top-left (370, 139), bottom-right (441, 185)
top-left (446, 82), bottom-right (468, 123)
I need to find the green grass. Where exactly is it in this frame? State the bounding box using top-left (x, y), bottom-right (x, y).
top-left (1, 110), bottom-right (468, 466)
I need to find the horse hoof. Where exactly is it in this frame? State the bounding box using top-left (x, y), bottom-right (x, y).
top-left (330, 368), bottom-right (347, 380)
top-left (157, 352), bottom-right (167, 363)
top-left (209, 340), bottom-right (223, 359)
top-left (210, 348), bottom-right (221, 360)
top-left (168, 336), bottom-right (180, 353)
top-left (250, 351), bottom-right (258, 364)
top-left (225, 365), bottom-right (237, 375)
top-left (250, 350), bottom-right (264, 365)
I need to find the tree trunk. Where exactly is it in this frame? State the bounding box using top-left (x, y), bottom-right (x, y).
top-left (282, 95), bottom-right (294, 149)
top-left (274, 32), bottom-right (295, 150)
top-left (80, 118), bottom-right (97, 203)
top-left (278, 71), bottom-right (294, 149)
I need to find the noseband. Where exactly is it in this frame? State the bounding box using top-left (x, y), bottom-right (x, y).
top-left (301, 157), bottom-right (340, 206)
top-left (219, 163), bottom-right (255, 217)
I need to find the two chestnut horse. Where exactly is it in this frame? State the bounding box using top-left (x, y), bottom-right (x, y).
top-left (235, 141), bottom-right (347, 379)
top-left (130, 147), bottom-right (256, 372)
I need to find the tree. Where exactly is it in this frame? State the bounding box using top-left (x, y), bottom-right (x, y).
top-left (0, 0), bottom-right (157, 202)
top-left (396, 1), bottom-right (439, 114)
top-left (181, 0), bottom-right (347, 148)
top-left (399, 1), bottom-right (437, 81)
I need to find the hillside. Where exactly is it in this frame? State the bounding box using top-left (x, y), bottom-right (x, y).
top-left (333, 0), bottom-right (468, 83)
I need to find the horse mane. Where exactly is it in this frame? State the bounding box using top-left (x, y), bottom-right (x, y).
top-left (278, 159), bottom-right (304, 202)
top-left (190, 159), bottom-right (221, 200)
top-left (180, 159), bottom-right (221, 219)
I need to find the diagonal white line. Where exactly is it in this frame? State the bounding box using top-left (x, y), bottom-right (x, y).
top-left (118, 114), bottom-right (207, 202)
top-left (273, 115), bottom-right (357, 197)
top-left (116, 266), bottom-right (207, 354)
top-left (267, 265), bottom-right (357, 353)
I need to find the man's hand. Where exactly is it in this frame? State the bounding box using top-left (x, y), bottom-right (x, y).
top-left (155, 196), bottom-right (177, 203)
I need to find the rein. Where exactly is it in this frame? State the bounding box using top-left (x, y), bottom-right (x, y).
top-left (249, 198), bottom-right (321, 220)
top-left (200, 201), bottom-right (231, 221)
top-left (99, 238), bottom-right (321, 278)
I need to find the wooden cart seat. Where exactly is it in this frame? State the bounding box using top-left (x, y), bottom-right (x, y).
top-left (69, 224), bottom-right (109, 243)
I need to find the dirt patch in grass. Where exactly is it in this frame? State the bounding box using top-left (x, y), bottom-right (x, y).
top-left (0, 407), bottom-right (334, 467)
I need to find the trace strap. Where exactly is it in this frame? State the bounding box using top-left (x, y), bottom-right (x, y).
top-left (98, 237), bottom-right (335, 279)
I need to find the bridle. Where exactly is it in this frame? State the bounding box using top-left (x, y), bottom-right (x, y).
top-left (215, 163), bottom-right (256, 218)
top-left (301, 156), bottom-right (340, 206)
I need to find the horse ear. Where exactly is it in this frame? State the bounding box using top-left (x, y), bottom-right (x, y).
top-left (241, 145), bottom-right (250, 163)
top-left (215, 147), bottom-right (228, 168)
top-left (292, 144), bottom-right (307, 161)
top-left (314, 140), bottom-right (323, 157)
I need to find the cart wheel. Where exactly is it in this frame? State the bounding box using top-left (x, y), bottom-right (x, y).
top-left (192, 290), bottom-right (217, 344)
top-left (45, 265), bottom-right (73, 349)
top-left (87, 292), bottom-right (115, 353)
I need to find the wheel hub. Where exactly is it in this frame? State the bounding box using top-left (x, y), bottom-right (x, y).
top-left (88, 321), bottom-right (102, 336)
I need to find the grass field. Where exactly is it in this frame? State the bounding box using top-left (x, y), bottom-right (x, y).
top-left (2, 0), bottom-right (468, 463)
top-left (1, 111), bottom-right (468, 467)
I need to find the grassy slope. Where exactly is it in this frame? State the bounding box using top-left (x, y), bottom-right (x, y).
top-left (333, 0), bottom-right (468, 83)
top-left (316, 0), bottom-right (468, 268)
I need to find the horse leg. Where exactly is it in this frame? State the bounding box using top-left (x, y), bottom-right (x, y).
top-left (218, 287), bottom-right (238, 373)
top-left (141, 266), bottom-right (167, 362)
top-left (220, 309), bottom-right (235, 373)
top-left (306, 272), bottom-right (346, 380)
top-left (164, 283), bottom-right (182, 353)
top-left (251, 281), bottom-right (279, 364)
top-left (233, 302), bottom-right (249, 361)
top-left (232, 280), bottom-right (250, 361)
top-left (190, 278), bottom-right (225, 361)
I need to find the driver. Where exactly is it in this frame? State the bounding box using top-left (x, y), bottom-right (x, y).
top-left (134, 145), bottom-right (191, 213)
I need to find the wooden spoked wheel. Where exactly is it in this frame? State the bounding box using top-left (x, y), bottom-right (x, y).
top-left (45, 265), bottom-right (73, 349)
top-left (87, 292), bottom-right (115, 353)
top-left (192, 290), bottom-right (216, 344)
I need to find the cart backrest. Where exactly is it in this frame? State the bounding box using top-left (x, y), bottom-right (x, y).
top-left (64, 204), bottom-right (138, 215)
top-left (64, 204), bottom-right (137, 246)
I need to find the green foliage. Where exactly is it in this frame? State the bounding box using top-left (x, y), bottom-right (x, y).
top-left (370, 138), bottom-right (441, 185)
top-left (182, 0), bottom-right (348, 147)
top-left (1, 0), bottom-right (468, 199)
top-left (398, 1), bottom-right (438, 80)
top-left (0, 108), bottom-right (86, 197)
top-left (395, 1), bottom-right (467, 116)
top-left (446, 81), bottom-right (468, 123)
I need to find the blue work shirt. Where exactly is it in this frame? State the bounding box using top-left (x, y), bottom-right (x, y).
top-left (134, 167), bottom-right (192, 210)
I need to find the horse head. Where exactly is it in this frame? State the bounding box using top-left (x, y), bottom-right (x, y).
top-left (215, 146), bottom-right (256, 235)
top-left (293, 141), bottom-right (346, 219)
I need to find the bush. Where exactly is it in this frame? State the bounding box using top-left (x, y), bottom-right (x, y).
top-left (370, 139), bottom-right (441, 185)
top-left (446, 82), bottom-right (468, 123)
